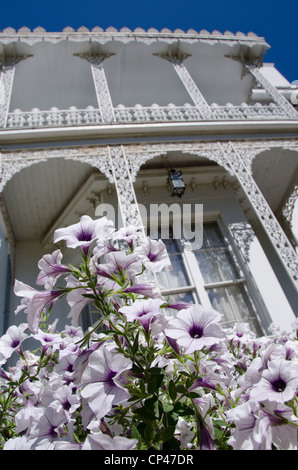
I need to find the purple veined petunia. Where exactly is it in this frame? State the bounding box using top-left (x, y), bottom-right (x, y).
top-left (249, 358), bottom-right (298, 403)
top-left (82, 433), bottom-right (138, 450)
top-left (52, 384), bottom-right (81, 416)
top-left (119, 298), bottom-right (164, 333)
top-left (175, 417), bottom-right (195, 448)
top-left (80, 345), bottom-right (132, 421)
top-left (3, 436), bottom-right (36, 450)
top-left (254, 401), bottom-right (298, 450)
top-left (91, 250), bottom-right (143, 288)
top-left (114, 225), bottom-right (140, 249)
top-left (135, 237), bottom-right (172, 272)
top-left (31, 329), bottom-right (63, 354)
top-left (189, 376), bottom-right (217, 392)
top-left (14, 280), bottom-right (64, 333)
top-left (0, 323), bottom-right (28, 363)
top-left (93, 238), bottom-right (119, 259)
top-left (197, 414), bottom-right (217, 450)
top-left (166, 301), bottom-right (194, 311)
top-left (227, 399), bottom-right (298, 450)
top-left (226, 400), bottom-right (260, 450)
top-left (164, 304), bottom-right (225, 354)
top-left (121, 281), bottom-right (162, 299)
top-left (29, 402), bottom-right (68, 449)
top-left (65, 275), bottom-right (94, 327)
top-left (15, 398), bottom-right (40, 434)
top-left (54, 215), bottom-right (114, 255)
top-left (36, 249), bottom-right (71, 290)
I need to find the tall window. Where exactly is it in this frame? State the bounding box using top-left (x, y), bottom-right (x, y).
top-left (156, 221), bottom-right (262, 333)
top-left (155, 234), bottom-right (196, 306)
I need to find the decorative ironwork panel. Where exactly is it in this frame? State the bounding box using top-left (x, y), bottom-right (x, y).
top-left (91, 62), bottom-right (116, 124)
top-left (108, 146), bottom-right (145, 230)
top-left (219, 141), bottom-right (298, 285)
top-left (0, 65), bottom-right (15, 127)
top-left (246, 65), bottom-right (298, 119)
top-left (172, 62), bottom-right (214, 120)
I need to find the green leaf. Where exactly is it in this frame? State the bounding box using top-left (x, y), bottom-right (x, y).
top-left (179, 371), bottom-right (190, 378)
top-left (173, 402), bottom-right (194, 417)
top-left (100, 329), bottom-right (119, 335)
top-left (144, 395), bottom-right (160, 419)
top-left (134, 396), bottom-right (159, 421)
top-left (132, 332), bottom-right (139, 355)
top-left (162, 437), bottom-right (180, 450)
top-left (168, 380), bottom-right (177, 402)
top-left (149, 367), bottom-right (165, 375)
top-left (134, 407), bottom-right (156, 421)
top-left (147, 368), bottom-right (165, 394)
top-left (162, 402), bottom-right (174, 413)
top-left (175, 384), bottom-right (186, 394)
top-left (162, 425), bottom-right (176, 442)
top-left (144, 422), bottom-right (155, 443)
top-left (148, 375), bottom-right (165, 394)
top-left (131, 425), bottom-right (141, 441)
top-left (131, 364), bottom-right (144, 375)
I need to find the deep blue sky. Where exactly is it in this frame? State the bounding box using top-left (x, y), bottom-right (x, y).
top-left (1, 0), bottom-right (297, 83)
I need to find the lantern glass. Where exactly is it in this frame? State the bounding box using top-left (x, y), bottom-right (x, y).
top-left (167, 169), bottom-right (186, 197)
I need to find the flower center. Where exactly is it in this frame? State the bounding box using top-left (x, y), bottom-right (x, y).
top-left (77, 229), bottom-right (93, 242)
top-left (272, 378), bottom-right (286, 393)
top-left (11, 339), bottom-right (20, 348)
top-left (189, 324), bottom-right (203, 339)
top-left (148, 252), bottom-right (158, 261)
top-left (105, 369), bottom-right (117, 387)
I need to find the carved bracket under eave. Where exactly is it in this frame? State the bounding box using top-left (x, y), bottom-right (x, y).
top-left (73, 42), bottom-right (115, 65)
top-left (153, 41), bottom-right (191, 64)
top-left (225, 44), bottom-right (264, 76)
top-left (0, 43), bottom-right (33, 67)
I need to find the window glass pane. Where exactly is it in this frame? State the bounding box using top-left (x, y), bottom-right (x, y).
top-left (201, 222), bottom-right (226, 249)
top-left (193, 222), bottom-right (241, 284)
top-left (80, 303), bottom-right (102, 332)
top-left (194, 248), bottom-right (239, 283)
top-left (207, 284), bottom-right (251, 322)
top-left (165, 291), bottom-right (195, 305)
top-left (207, 284), bottom-right (262, 335)
top-left (156, 236), bottom-right (191, 290)
top-left (156, 253), bottom-right (190, 289)
top-left (160, 235), bottom-right (182, 254)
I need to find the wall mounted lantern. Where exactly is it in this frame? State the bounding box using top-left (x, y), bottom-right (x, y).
top-left (167, 169), bottom-right (186, 197)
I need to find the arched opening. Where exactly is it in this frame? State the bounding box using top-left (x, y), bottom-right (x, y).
top-left (251, 148), bottom-right (298, 250)
top-left (133, 149), bottom-right (267, 334)
top-left (1, 157), bottom-right (111, 331)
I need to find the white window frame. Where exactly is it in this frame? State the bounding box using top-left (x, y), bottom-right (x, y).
top-left (153, 211), bottom-right (263, 332)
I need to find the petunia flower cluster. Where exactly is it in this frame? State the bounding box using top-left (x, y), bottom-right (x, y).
top-left (0, 215), bottom-right (297, 451)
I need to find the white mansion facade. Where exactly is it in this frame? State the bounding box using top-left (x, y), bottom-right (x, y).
top-left (0, 26), bottom-right (297, 335)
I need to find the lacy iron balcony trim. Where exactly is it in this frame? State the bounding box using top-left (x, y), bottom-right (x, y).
top-left (4, 102), bottom-right (295, 129)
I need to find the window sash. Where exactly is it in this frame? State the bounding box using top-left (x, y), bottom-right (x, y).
top-left (158, 220), bottom-right (261, 333)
